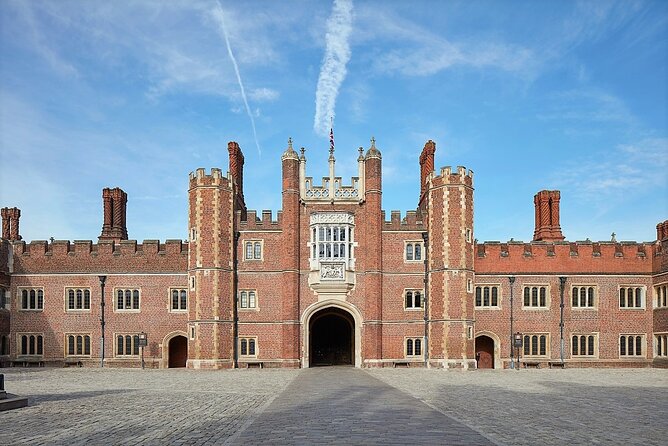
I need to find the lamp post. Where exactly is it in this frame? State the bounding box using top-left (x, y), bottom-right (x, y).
top-left (422, 232), bottom-right (429, 369)
top-left (98, 275), bottom-right (107, 368)
top-left (509, 276), bottom-right (515, 369)
top-left (559, 276), bottom-right (567, 366)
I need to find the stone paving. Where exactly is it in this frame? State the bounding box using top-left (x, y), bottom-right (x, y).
top-left (1, 366), bottom-right (666, 445)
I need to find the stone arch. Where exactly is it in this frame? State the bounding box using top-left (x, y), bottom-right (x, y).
top-left (475, 331), bottom-right (501, 369)
top-left (162, 331), bottom-right (188, 369)
top-left (301, 300), bottom-right (363, 368)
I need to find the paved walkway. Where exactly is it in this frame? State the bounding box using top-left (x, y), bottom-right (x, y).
top-left (230, 366), bottom-right (495, 445)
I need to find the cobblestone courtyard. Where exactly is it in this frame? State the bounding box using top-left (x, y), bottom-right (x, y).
top-left (1, 367), bottom-right (666, 445)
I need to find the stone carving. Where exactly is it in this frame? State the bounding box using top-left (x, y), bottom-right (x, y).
top-left (320, 263), bottom-right (344, 280)
top-left (310, 213), bottom-right (355, 225)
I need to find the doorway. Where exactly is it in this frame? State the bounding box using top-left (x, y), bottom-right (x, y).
top-left (475, 335), bottom-right (495, 369)
top-left (309, 307), bottom-right (354, 366)
top-left (168, 335), bottom-right (188, 368)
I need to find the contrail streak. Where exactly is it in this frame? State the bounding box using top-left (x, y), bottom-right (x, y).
top-left (314, 0), bottom-right (353, 136)
top-left (212, 1), bottom-right (261, 157)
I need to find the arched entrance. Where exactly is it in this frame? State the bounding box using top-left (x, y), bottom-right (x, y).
top-left (309, 307), bottom-right (354, 366)
top-left (168, 335), bottom-right (188, 368)
top-left (475, 335), bottom-right (495, 369)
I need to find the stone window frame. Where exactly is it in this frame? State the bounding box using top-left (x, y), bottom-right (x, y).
top-left (654, 333), bottom-right (668, 358)
top-left (618, 285), bottom-right (646, 310)
top-left (189, 325), bottom-right (196, 340)
top-left (17, 332), bottom-right (44, 357)
top-left (238, 289), bottom-right (258, 311)
top-left (168, 288), bottom-right (188, 313)
top-left (64, 333), bottom-right (92, 357)
top-left (465, 228), bottom-right (473, 243)
top-left (244, 239), bottom-right (264, 261)
top-left (114, 333), bottom-right (141, 357)
top-left (404, 337), bottom-right (424, 358)
top-left (521, 284), bottom-right (551, 310)
top-left (570, 284), bottom-right (598, 310)
top-left (522, 333), bottom-right (550, 357)
top-left (113, 287), bottom-right (141, 313)
top-left (475, 284), bottom-right (502, 309)
top-left (64, 287), bottom-right (92, 312)
top-left (571, 333), bottom-right (599, 358)
top-left (403, 288), bottom-right (424, 310)
top-left (654, 283), bottom-right (667, 309)
top-left (17, 287), bottom-right (44, 312)
top-left (619, 334), bottom-right (645, 358)
top-left (239, 336), bottom-right (258, 357)
top-left (404, 241), bottom-right (424, 263)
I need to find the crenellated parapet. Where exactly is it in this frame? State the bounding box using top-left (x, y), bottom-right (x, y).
top-left (188, 167), bottom-right (232, 189)
top-left (429, 165), bottom-right (474, 188)
top-left (475, 240), bottom-right (655, 274)
top-left (381, 210), bottom-right (426, 231)
top-left (236, 209), bottom-right (282, 230)
top-left (9, 239), bottom-right (188, 274)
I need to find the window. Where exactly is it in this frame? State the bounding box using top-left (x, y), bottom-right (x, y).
top-left (465, 228), bottom-right (472, 243)
top-left (115, 288), bottom-right (140, 311)
top-left (19, 288), bottom-right (44, 311)
top-left (404, 289), bottom-right (423, 309)
top-left (571, 334), bottom-right (597, 357)
top-left (190, 326), bottom-right (196, 340)
top-left (655, 334), bottom-right (668, 358)
top-left (467, 279), bottom-right (473, 293)
top-left (523, 286), bottom-right (548, 308)
top-left (66, 288), bottom-right (91, 311)
top-left (523, 334), bottom-right (549, 357)
top-left (0, 288), bottom-right (6, 309)
top-left (170, 288), bottom-right (187, 311)
top-left (475, 285), bottom-right (500, 308)
top-left (245, 240), bottom-right (263, 260)
top-left (405, 241), bottom-right (423, 262)
top-left (655, 284), bottom-right (668, 308)
top-left (405, 337), bottom-right (423, 357)
top-left (238, 290), bottom-right (257, 309)
top-left (239, 337), bottom-right (257, 357)
top-left (619, 335), bottom-right (644, 357)
top-left (571, 286), bottom-right (595, 308)
top-left (190, 227), bottom-right (197, 241)
top-left (116, 334), bottom-right (140, 356)
top-left (19, 333), bottom-right (44, 356)
top-left (66, 334), bottom-right (91, 356)
top-left (619, 286), bottom-right (644, 309)
top-left (0, 335), bottom-right (9, 355)
top-left (309, 215), bottom-right (356, 269)
top-left (190, 276), bottom-right (195, 290)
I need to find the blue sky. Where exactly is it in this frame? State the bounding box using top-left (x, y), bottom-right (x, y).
top-left (0, 0), bottom-right (666, 244)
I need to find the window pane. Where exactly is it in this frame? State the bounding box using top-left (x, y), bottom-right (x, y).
top-left (415, 339), bottom-right (422, 356)
top-left (117, 290), bottom-right (124, 309)
top-left (572, 288), bottom-right (578, 306)
top-left (133, 290), bottom-right (139, 309)
top-left (532, 287), bottom-right (538, 306)
top-left (523, 336), bottom-right (529, 355)
top-left (172, 290), bottom-right (179, 310)
top-left (524, 288), bottom-right (530, 306)
top-left (580, 288), bottom-right (586, 307)
top-left (483, 287), bottom-right (490, 306)
top-left (407, 339), bottom-right (413, 356)
top-left (406, 244), bottom-right (413, 261)
top-left (532, 335), bottom-right (538, 355)
top-left (414, 292), bottom-right (422, 308)
top-left (30, 290), bottom-right (36, 309)
top-left (22, 290), bottom-right (28, 309)
top-left (76, 290), bottom-right (82, 309)
top-left (246, 242), bottom-right (253, 259)
top-left (254, 242), bottom-right (261, 259)
top-left (628, 337), bottom-right (634, 356)
top-left (405, 291), bottom-right (412, 308)
top-left (133, 336), bottom-right (139, 355)
top-left (415, 244), bottom-right (421, 260)
top-left (635, 288), bottom-right (641, 307)
top-left (69, 335), bottom-right (75, 355)
top-left (572, 336), bottom-right (578, 355)
top-left (619, 288), bottom-right (625, 307)
top-left (29, 335), bottom-right (35, 354)
top-left (491, 287), bottom-right (498, 306)
top-left (118, 336), bottom-right (123, 355)
top-left (580, 336), bottom-right (586, 355)
top-left (588, 336), bottom-right (594, 356)
top-left (620, 336), bottom-right (626, 355)
top-left (240, 291), bottom-right (248, 308)
top-left (21, 335), bottom-right (27, 355)
top-left (249, 339), bottom-right (256, 355)
top-left (181, 291), bottom-right (187, 310)
top-left (588, 288), bottom-right (594, 307)
top-left (539, 288), bottom-right (546, 307)
top-left (85, 336), bottom-right (91, 355)
top-left (37, 335), bottom-right (43, 355)
top-left (249, 292), bottom-right (256, 308)
top-left (475, 288), bottom-right (481, 306)
top-left (69, 290), bottom-right (75, 309)
top-left (125, 290), bottom-right (131, 309)
top-left (125, 335), bottom-right (132, 355)
top-left (77, 335), bottom-right (83, 355)
top-left (635, 336), bottom-right (642, 356)
top-left (241, 339), bottom-right (247, 355)
top-left (539, 336), bottom-right (546, 356)
top-left (84, 290), bottom-right (90, 309)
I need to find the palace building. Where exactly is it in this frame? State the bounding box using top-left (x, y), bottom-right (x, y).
top-left (1, 139), bottom-right (667, 369)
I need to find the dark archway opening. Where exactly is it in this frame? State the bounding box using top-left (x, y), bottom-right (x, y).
top-left (475, 335), bottom-right (495, 369)
top-left (309, 308), bottom-right (354, 367)
top-left (168, 335), bottom-right (188, 368)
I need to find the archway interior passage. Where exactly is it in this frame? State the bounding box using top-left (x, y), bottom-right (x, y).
top-left (310, 307), bottom-right (354, 366)
top-left (168, 335), bottom-right (188, 368)
top-left (475, 335), bottom-right (495, 369)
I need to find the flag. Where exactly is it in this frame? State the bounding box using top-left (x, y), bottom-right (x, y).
top-left (329, 127), bottom-right (335, 153)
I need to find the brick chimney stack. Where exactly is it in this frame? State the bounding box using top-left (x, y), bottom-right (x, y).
top-left (99, 188), bottom-right (128, 242)
top-left (1, 207), bottom-right (21, 241)
top-left (533, 190), bottom-right (565, 242)
top-left (228, 141), bottom-right (247, 219)
top-left (658, 220), bottom-right (668, 241)
top-left (419, 140), bottom-right (436, 203)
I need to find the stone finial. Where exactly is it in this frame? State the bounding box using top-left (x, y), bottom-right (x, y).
top-left (299, 147), bottom-right (306, 161)
top-left (282, 136), bottom-right (299, 161)
top-left (358, 147), bottom-right (365, 161)
top-left (366, 136), bottom-right (381, 158)
top-left (611, 232), bottom-right (617, 242)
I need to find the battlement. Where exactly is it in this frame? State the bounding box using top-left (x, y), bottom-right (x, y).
top-left (189, 168), bottom-right (232, 188)
top-left (430, 166), bottom-right (474, 187)
top-left (10, 239), bottom-right (188, 274)
top-left (236, 209), bottom-right (282, 230)
top-left (381, 210), bottom-right (426, 231)
top-left (475, 240), bottom-right (655, 274)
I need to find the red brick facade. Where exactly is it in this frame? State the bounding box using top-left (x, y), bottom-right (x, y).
top-left (0, 140), bottom-right (666, 369)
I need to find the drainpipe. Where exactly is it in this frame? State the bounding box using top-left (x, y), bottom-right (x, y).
top-left (559, 276), bottom-right (566, 366)
top-left (509, 276), bottom-right (515, 369)
top-left (422, 232), bottom-right (429, 368)
top-left (233, 231), bottom-right (240, 368)
top-left (98, 275), bottom-right (107, 368)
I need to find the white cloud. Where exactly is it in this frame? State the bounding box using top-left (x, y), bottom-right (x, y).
top-left (313, 0), bottom-right (354, 136)
top-left (249, 87), bottom-right (279, 102)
